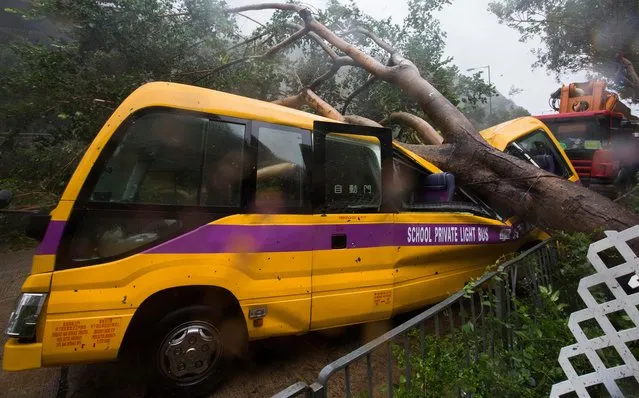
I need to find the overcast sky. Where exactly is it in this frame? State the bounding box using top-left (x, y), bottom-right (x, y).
top-left (228, 0), bottom-right (637, 115)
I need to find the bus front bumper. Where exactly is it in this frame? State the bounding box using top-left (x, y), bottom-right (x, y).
top-left (2, 338), bottom-right (42, 371)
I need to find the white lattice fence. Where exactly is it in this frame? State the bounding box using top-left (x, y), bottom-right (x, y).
top-left (551, 226), bottom-right (639, 397)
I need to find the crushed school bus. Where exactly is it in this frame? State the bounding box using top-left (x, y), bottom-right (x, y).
top-left (4, 82), bottom-right (547, 395)
top-left (480, 116), bottom-right (580, 183)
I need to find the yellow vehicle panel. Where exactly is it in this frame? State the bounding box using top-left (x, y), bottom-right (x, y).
top-left (480, 116), bottom-right (579, 182)
top-left (394, 213), bottom-right (537, 314)
top-left (310, 213), bottom-right (395, 330)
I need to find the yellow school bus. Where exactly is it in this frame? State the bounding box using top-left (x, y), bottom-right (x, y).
top-left (4, 82), bottom-right (547, 395)
top-left (480, 116), bottom-right (580, 183)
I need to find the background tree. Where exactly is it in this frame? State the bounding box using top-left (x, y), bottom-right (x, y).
top-left (489, 0), bottom-right (639, 102)
top-left (0, 0), bottom-right (499, 192)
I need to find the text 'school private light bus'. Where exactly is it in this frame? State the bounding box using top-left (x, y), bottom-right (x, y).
top-left (4, 82), bottom-right (547, 395)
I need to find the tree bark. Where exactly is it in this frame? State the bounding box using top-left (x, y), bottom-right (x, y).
top-left (618, 56), bottom-right (639, 100)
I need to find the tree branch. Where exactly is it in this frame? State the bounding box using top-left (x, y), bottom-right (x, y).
top-left (226, 3), bottom-right (304, 13)
top-left (307, 56), bottom-right (358, 89)
top-left (273, 90), bottom-right (383, 128)
top-left (618, 55), bottom-right (639, 98)
top-left (284, 23), bottom-right (339, 60)
top-left (191, 25), bottom-right (309, 84)
top-left (344, 27), bottom-right (397, 55)
top-left (191, 57), bottom-right (251, 84)
top-left (225, 3), bottom-right (477, 144)
top-left (236, 12), bottom-right (267, 28)
top-left (299, 12), bottom-right (391, 78)
top-left (342, 75), bottom-right (378, 114)
top-left (264, 26), bottom-right (310, 57)
top-left (273, 89), bottom-right (344, 121)
top-left (380, 112), bottom-right (443, 145)
top-left (343, 115), bottom-right (383, 127)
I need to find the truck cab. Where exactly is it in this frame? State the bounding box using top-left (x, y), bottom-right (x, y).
top-left (536, 80), bottom-right (639, 197)
top-left (536, 111), bottom-right (638, 196)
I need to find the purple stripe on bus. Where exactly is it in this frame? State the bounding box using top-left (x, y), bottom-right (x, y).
top-left (35, 220), bottom-right (66, 255)
top-left (147, 224), bottom-right (314, 254)
top-left (145, 224), bottom-right (394, 254)
top-left (145, 222), bottom-right (524, 254)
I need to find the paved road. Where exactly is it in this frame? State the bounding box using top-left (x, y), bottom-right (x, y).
top-left (0, 248), bottom-right (393, 398)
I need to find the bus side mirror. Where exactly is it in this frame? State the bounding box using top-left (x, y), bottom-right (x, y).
top-left (423, 172), bottom-right (456, 203)
top-left (0, 189), bottom-right (13, 209)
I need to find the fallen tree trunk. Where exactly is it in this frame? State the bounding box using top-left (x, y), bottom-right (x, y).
top-left (226, 3), bottom-right (639, 233)
top-left (404, 144), bottom-right (639, 232)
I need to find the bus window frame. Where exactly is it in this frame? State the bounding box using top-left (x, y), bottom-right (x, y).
top-left (58, 107), bottom-right (254, 269)
top-left (506, 128), bottom-right (574, 179)
top-left (249, 121), bottom-right (313, 215)
top-left (74, 107), bottom-right (252, 212)
top-left (312, 121), bottom-right (394, 214)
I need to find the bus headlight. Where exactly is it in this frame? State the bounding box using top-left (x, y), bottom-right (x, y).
top-left (6, 293), bottom-right (47, 340)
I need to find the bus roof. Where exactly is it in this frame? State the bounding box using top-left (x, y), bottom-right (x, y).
top-left (480, 116), bottom-right (547, 150)
top-left (120, 82), bottom-right (338, 130)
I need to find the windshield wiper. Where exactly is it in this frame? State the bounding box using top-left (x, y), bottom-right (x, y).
top-left (510, 142), bottom-right (540, 168)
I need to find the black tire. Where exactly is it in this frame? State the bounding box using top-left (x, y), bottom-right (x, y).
top-left (144, 305), bottom-right (247, 397)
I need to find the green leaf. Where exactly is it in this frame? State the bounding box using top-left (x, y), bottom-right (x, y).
top-left (462, 322), bottom-right (475, 333)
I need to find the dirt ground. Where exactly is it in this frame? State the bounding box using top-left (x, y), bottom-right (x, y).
top-left (0, 248), bottom-right (401, 398)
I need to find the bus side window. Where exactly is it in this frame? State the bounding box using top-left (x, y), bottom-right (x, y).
top-left (91, 112), bottom-right (207, 206)
top-left (200, 121), bottom-right (245, 207)
top-left (66, 111), bottom-right (247, 264)
top-left (324, 134), bottom-right (382, 211)
top-left (254, 125), bottom-right (310, 213)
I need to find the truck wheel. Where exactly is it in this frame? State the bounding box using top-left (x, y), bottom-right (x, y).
top-left (144, 305), bottom-right (246, 397)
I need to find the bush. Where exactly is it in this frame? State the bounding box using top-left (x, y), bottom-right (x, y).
top-left (393, 233), bottom-right (594, 397)
top-left (0, 139), bottom-right (85, 206)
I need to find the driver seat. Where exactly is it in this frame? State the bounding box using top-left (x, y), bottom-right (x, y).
top-left (532, 154), bottom-right (556, 174)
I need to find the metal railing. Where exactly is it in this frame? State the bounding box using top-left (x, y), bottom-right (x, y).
top-left (274, 240), bottom-right (559, 398)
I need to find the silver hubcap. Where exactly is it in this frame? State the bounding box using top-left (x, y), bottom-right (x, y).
top-left (159, 321), bottom-right (221, 382)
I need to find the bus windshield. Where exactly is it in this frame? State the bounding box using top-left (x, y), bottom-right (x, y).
top-left (505, 129), bottom-right (572, 178)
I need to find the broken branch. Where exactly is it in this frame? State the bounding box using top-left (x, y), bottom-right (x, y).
top-left (273, 89), bottom-right (344, 121)
top-left (380, 112), bottom-right (443, 145)
top-left (343, 115), bottom-right (383, 127)
top-left (342, 75), bottom-right (378, 114)
top-left (344, 27), bottom-right (397, 55)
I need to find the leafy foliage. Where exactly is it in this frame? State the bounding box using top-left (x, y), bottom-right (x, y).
top-left (489, 0), bottom-right (639, 102)
top-left (391, 233), bottom-right (602, 397)
top-left (0, 0), bottom-right (521, 203)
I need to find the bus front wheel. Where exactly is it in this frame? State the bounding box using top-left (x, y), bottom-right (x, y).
top-left (144, 305), bottom-right (245, 397)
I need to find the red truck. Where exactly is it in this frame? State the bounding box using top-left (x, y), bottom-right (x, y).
top-left (535, 81), bottom-right (639, 197)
